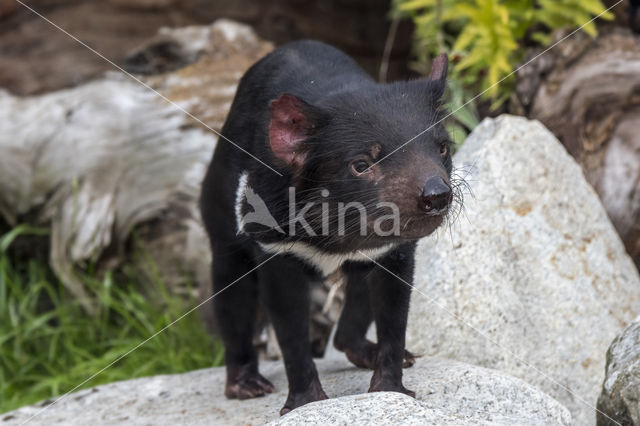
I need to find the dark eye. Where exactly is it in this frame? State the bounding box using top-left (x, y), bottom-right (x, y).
top-left (439, 143), bottom-right (449, 156)
top-left (350, 159), bottom-right (372, 176)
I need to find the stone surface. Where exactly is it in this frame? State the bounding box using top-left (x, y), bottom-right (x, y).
top-left (597, 316), bottom-right (640, 426)
top-left (406, 115), bottom-right (640, 425)
top-left (1, 355), bottom-right (571, 426)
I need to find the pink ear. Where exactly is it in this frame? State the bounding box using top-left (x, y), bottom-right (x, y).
top-left (269, 94), bottom-right (313, 167)
top-left (429, 54), bottom-right (448, 82)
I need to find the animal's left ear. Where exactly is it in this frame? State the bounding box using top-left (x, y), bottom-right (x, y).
top-left (429, 54), bottom-right (448, 100)
top-left (429, 53), bottom-right (448, 82)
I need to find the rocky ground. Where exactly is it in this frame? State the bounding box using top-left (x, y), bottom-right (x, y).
top-left (1, 352), bottom-right (571, 426)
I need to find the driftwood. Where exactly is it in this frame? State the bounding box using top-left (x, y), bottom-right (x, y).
top-left (512, 27), bottom-right (640, 268)
top-left (0, 20), bottom-right (271, 300)
top-left (0, 20), bottom-right (341, 356)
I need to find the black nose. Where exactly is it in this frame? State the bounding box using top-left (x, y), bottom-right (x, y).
top-left (421, 176), bottom-right (452, 213)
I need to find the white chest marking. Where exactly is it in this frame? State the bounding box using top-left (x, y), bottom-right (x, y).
top-left (235, 170), bottom-right (395, 274)
top-left (258, 241), bottom-right (396, 276)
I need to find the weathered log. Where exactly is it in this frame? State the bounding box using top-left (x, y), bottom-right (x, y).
top-left (0, 20), bottom-right (271, 302)
top-left (0, 19), bottom-right (340, 355)
top-left (512, 27), bottom-right (640, 269)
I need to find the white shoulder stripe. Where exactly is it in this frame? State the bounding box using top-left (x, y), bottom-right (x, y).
top-left (235, 171), bottom-right (249, 234)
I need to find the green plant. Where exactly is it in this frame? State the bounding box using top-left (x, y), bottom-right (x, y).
top-left (445, 78), bottom-right (480, 146)
top-left (396, 0), bottom-right (613, 105)
top-left (0, 226), bottom-right (223, 414)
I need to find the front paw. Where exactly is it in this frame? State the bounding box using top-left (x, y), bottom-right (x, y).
top-left (280, 380), bottom-right (328, 415)
top-left (225, 364), bottom-right (275, 400)
top-left (368, 373), bottom-right (415, 398)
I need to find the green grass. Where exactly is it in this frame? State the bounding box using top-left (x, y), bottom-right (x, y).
top-left (0, 226), bottom-right (224, 414)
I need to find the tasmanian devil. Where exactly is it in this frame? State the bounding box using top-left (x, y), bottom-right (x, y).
top-left (200, 40), bottom-right (453, 415)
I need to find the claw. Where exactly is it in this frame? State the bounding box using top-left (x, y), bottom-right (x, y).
top-left (279, 380), bottom-right (327, 415)
top-left (225, 365), bottom-right (275, 400)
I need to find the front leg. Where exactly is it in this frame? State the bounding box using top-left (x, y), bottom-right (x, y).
top-left (257, 254), bottom-right (328, 415)
top-left (367, 242), bottom-right (416, 397)
top-left (334, 261), bottom-right (416, 370)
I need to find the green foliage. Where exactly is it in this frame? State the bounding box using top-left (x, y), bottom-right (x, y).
top-left (396, 0), bottom-right (613, 104)
top-left (0, 226), bottom-right (223, 414)
top-left (445, 78), bottom-right (480, 147)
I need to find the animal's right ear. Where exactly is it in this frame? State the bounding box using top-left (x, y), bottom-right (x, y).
top-left (268, 94), bottom-right (317, 168)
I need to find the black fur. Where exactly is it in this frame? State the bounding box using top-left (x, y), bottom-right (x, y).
top-left (200, 40), bottom-right (452, 415)
top-left (631, 0), bottom-right (640, 32)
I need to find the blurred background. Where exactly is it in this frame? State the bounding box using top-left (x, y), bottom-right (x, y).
top-left (1, 0), bottom-right (639, 415)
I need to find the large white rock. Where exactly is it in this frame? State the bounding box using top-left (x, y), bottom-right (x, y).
top-left (1, 355), bottom-right (570, 426)
top-left (407, 115), bottom-right (640, 425)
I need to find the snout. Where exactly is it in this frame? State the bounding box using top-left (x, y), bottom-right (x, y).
top-left (420, 176), bottom-right (452, 214)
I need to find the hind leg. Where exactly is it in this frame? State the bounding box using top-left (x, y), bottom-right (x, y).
top-left (212, 247), bottom-right (274, 399)
top-left (334, 261), bottom-right (415, 370)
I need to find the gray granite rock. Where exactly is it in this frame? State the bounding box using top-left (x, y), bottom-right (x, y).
top-left (1, 356), bottom-right (571, 425)
top-left (597, 316), bottom-right (640, 426)
top-left (406, 115), bottom-right (640, 425)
